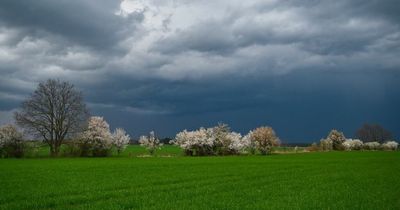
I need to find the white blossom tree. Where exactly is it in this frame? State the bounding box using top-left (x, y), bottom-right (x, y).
top-left (80, 116), bottom-right (113, 156)
top-left (363, 142), bottom-right (381, 150)
top-left (342, 139), bottom-right (364, 151)
top-left (139, 131), bottom-right (162, 155)
top-left (246, 126), bottom-right (280, 155)
top-left (326, 130), bottom-right (346, 150)
top-left (172, 128), bottom-right (214, 156)
top-left (382, 141), bottom-right (398, 151)
top-left (211, 123), bottom-right (245, 155)
top-left (112, 128), bottom-right (130, 155)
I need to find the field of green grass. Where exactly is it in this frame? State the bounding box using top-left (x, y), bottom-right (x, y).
top-left (0, 146), bottom-right (399, 209)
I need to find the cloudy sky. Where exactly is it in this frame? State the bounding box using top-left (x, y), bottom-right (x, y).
top-left (0, 0), bottom-right (399, 142)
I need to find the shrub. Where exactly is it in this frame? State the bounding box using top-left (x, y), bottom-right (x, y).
top-left (320, 138), bottom-right (333, 151)
top-left (382, 141), bottom-right (398, 151)
top-left (79, 116), bottom-right (113, 157)
top-left (112, 128), bottom-right (130, 155)
top-left (172, 124), bottom-right (249, 156)
top-left (212, 123), bottom-right (244, 155)
top-left (246, 126), bottom-right (280, 155)
top-left (139, 131), bottom-right (162, 155)
top-left (363, 142), bottom-right (381, 150)
top-left (325, 130), bottom-right (346, 150)
top-left (342, 139), bottom-right (364, 151)
top-left (0, 125), bottom-right (25, 158)
top-left (172, 128), bottom-right (214, 156)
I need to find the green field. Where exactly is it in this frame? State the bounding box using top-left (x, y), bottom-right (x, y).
top-left (0, 146), bottom-right (399, 209)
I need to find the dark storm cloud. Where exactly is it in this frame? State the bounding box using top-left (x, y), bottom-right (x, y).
top-left (0, 0), bottom-right (144, 49)
top-left (0, 0), bottom-right (399, 141)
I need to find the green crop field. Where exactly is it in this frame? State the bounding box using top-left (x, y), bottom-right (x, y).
top-left (0, 147), bottom-right (399, 210)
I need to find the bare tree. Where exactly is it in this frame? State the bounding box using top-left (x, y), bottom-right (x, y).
top-left (15, 79), bottom-right (89, 156)
top-left (355, 123), bottom-right (393, 143)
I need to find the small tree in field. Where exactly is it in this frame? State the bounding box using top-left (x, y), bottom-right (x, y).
top-left (0, 124), bottom-right (25, 158)
top-left (247, 126), bottom-right (280, 155)
top-left (80, 116), bottom-right (113, 157)
top-left (15, 79), bottom-right (88, 156)
top-left (326, 129), bottom-right (346, 150)
top-left (112, 128), bottom-right (130, 155)
top-left (139, 131), bottom-right (162, 155)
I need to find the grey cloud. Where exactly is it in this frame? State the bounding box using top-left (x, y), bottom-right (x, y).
top-left (0, 0), bottom-right (399, 140)
top-left (0, 0), bottom-right (144, 50)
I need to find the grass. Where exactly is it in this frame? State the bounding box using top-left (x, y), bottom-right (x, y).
top-left (0, 147), bottom-right (399, 209)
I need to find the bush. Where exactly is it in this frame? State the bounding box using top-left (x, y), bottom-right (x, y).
top-left (172, 128), bottom-right (214, 156)
top-left (325, 130), bottom-right (346, 150)
top-left (0, 125), bottom-right (26, 158)
top-left (139, 131), bottom-right (162, 155)
top-left (212, 123), bottom-right (244, 155)
top-left (171, 124), bottom-right (248, 156)
top-left (342, 139), bottom-right (364, 151)
top-left (246, 126), bottom-right (280, 155)
top-left (382, 141), bottom-right (398, 151)
top-left (363, 142), bottom-right (381, 150)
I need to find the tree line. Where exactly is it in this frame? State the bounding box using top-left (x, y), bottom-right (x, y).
top-left (0, 79), bottom-right (397, 158)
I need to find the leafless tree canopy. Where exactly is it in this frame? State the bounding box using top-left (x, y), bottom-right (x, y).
top-left (355, 123), bottom-right (393, 143)
top-left (15, 79), bottom-right (89, 156)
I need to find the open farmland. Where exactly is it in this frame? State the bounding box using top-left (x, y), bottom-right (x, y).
top-left (0, 148), bottom-right (399, 210)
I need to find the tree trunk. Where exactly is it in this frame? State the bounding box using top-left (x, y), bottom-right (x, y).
top-left (49, 144), bottom-right (60, 157)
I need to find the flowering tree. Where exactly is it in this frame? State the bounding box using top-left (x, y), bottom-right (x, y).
top-left (382, 141), bottom-right (398, 151)
top-left (80, 116), bottom-right (113, 156)
top-left (139, 131), bottom-right (163, 155)
top-left (112, 128), bottom-right (130, 155)
top-left (342, 139), bottom-right (364, 151)
top-left (212, 123), bottom-right (245, 155)
top-left (363, 142), bottom-right (381, 150)
top-left (172, 124), bottom-right (249, 156)
top-left (326, 130), bottom-right (346, 150)
top-left (247, 126), bottom-right (280, 155)
top-left (172, 128), bottom-right (214, 156)
top-left (0, 124), bottom-right (25, 158)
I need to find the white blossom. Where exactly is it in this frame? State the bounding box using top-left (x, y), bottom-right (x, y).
top-left (342, 139), bottom-right (364, 151)
top-left (363, 141), bottom-right (381, 150)
top-left (139, 131), bottom-right (162, 155)
top-left (382, 141), bottom-right (398, 151)
top-left (172, 128), bottom-right (214, 155)
top-left (227, 132), bottom-right (245, 152)
top-left (112, 128), bottom-right (130, 154)
top-left (81, 116), bottom-right (113, 152)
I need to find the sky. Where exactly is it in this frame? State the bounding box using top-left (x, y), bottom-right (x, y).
top-left (0, 0), bottom-right (399, 142)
